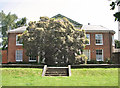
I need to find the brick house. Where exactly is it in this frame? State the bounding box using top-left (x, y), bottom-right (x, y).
top-left (82, 25), bottom-right (115, 61)
top-left (2, 14), bottom-right (115, 63)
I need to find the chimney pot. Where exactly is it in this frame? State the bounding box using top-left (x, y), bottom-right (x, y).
top-left (88, 23), bottom-right (90, 25)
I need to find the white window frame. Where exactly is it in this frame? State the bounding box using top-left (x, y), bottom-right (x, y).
top-left (95, 34), bottom-right (103, 45)
top-left (96, 49), bottom-right (104, 61)
top-left (29, 56), bottom-right (37, 62)
top-left (16, 50), bottom-right (23, 62)
top-left (83, 49), bottom-right (91, 61)
top-left (86, 34), bottom-right (90, 45)
top-left (16, 35), bottom-right (23, 46)
top-left (112, 35), bottom-right (115, 46)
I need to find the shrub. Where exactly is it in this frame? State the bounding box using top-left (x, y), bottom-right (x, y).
top-left (87, 60), bottom-right (99, 64)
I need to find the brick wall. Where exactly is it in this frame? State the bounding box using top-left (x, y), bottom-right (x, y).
top-left (7, 32), bottom-right (114, 63)
top-left (85, 32), bottom-right (113, 61)
top-left (2, 50), bottom-right (8, 63)
top-left (8, 33), bottom-right (29, 63)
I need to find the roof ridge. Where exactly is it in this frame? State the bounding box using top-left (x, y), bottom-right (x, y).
top-left (83, 25), bottom-right (109, 29)
top-left (52, 14), bottom-right (82, 26)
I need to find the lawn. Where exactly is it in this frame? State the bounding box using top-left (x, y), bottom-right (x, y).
top-left (0, 68), bottom-right (119, 86)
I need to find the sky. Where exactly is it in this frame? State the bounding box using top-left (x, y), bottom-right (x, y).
top-left (0, 0), bottom-right (119, 39)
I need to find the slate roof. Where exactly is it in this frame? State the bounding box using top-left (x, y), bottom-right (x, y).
top-left (82, 25), bottom-right (115, 34)
top-left (8, 26), bottom-right (27, 33)
top-left (8, 14), bottom-right (115, 34)
top-left (52, 14), bottom-right (83, 28)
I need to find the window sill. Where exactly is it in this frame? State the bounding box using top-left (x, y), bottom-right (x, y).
top-left (16, 44), bottom-right (23, 46)
top-left (16, 60), bottom-right (23, 62)
top-left (95, 44), bottom-right (103, 45)
top-left (86, 44), bottom-right (90, 45)
top-left (29, 60), bottom-right (36, 62)
top-left (96, 60), bottom-right (104, 61)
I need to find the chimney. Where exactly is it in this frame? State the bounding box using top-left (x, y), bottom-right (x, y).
top-left (88, 23), bottom-right (90, 25)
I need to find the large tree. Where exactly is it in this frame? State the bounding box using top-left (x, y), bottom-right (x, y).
top-left (0, 10), bottom-right (18, 49)
top-left (14, 17), bottom-right (27, 28)
top-left (20, 17), bottom-right (88, 66)
top-left (0, 10), bottom-right (27, 50)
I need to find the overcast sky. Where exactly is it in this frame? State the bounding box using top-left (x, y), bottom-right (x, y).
top-left (0, 0), bottom-right (118, 39)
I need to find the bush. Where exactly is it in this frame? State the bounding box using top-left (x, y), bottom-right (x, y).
top-left (87, 59), bottom-right (114, 64)
top-left (98, 61), bottom-right (106, 64)
top-left (87, 60), bottom-right (99, 64)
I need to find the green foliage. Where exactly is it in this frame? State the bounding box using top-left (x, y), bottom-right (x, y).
top-left (110, 2), bottom-right (116, 10)
top-left (87, 60), bottom-right (99, 64)
top-left (115, 40), bottom-right (120, 48)
top-left (2, 37), bottom-right (8, 50)
top-left (0, 10), bottom-right (18, 36)
top-left (87, 59), bottom-right (114, 64)
top-left (21, 17), bottom-right (87, 66)
top-left (14, 17), bottom-right (27, 28)
top-left (81, 54), bottom-right (88, 64)
top-left (76, 54), bottom-right (88, 64)
top-left (114, 12), bottom-right (120, 21)
top-left (110, 0), bottom-right (120, 22)
top-left (0, 10), bottom-right (27, 50)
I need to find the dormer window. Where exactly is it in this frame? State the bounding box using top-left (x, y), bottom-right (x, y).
top-left (16, 35), bottom-right (23, 46)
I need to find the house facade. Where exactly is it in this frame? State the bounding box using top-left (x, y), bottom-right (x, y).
top-left (7, 26), bottom-right (38, 63)
top-left (82, 25), bottom-right (115, 61)
top-left (2, 14), bottom-right (115, 63)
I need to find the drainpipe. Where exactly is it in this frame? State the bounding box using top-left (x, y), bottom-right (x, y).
top-left (38, 56), bottom-right (40, 63)
top-left (109, 32), bottom-right (112, 60)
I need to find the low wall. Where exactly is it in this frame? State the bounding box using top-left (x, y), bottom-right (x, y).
top-left (112, 52), bottom-right (120, 64)
top-left (1, 64), bottom-right (120, 68)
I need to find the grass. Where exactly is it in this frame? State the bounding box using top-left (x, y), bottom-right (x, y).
top-left (0, 68), bottom-right (119, 86)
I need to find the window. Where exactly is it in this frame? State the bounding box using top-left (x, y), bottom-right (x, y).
top-left (83, 50), bottom-right (90, 61)
top-left (112, 35), bottom-right (114, 46)
top-left (86, 34), bottom-right (90, 45)
top-left (95, 34), bottom-right (103, 45)
top-left (29, 56), bottom-right (37, 62)
top-left (16, 50), bottom-right (23, 62)
top-left (96, 50), bottom-right (103, 61)
top-left (16, 35), bottom-right (23, 45)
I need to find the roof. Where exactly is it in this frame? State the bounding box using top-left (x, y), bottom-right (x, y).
top-left (8, 25), bottom-right (115, 34)
top-left (8, 15), bottom-right (115, 34)
top-left (82, 25), bottom-right (115, 34)
top-left (8, 26), bottom-right (27, 33)
top-left (52, 14), bottom-right (83, 27)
